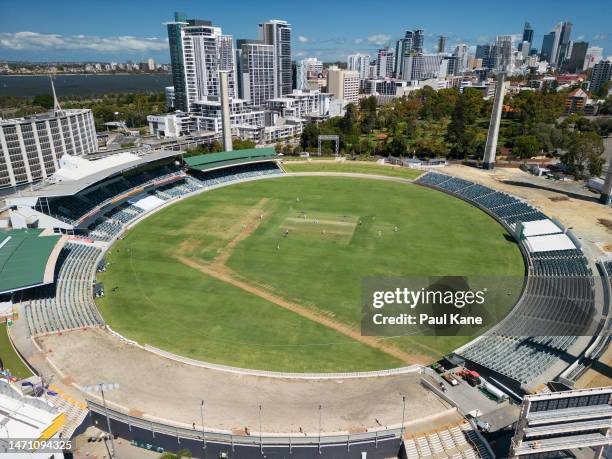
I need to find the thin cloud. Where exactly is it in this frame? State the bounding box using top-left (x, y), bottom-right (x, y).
top-left (297, 35), bottom-right (309, 43)
top-left (367, 34), bottom-right (392, 46)
top-left (0, 31), bottom-right (168, 54)
top-left (593, 33), bottom-right (608, 40)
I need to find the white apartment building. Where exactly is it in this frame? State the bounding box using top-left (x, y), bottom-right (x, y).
top-left (259, 20), bottom-right (293, 97)
top-left (147, 113), bottom-right (194, 138)
top-left (327, 67), bottom-right (360, 103)
top-left (347, 54), bottom-right (371, 80)
top-left (0, 109), bottom-right (98, 188)
top-left (452, 44), bottom-right (470, 73)
top-left (190, 98), bottom-right (265, 133)
top-left (296, 57), bottom-right (323, 90)
top-left (236, 39), bottom-right (275, 107)
top-left (238, 119), bottom-right (304, 144)
top-left (363, 79), bottom-right (408, 96)
top-left (267, 90), bottom-right (331, 119)
top-left (584, 46), bottom-right (603, 69)
top-left (168, 16), bottom-right (237, 112)
top-left (376, 48), bottom-right (395, 78)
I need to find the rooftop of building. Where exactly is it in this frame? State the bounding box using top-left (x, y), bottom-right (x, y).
top-left (184, 147), bottom-right (278, 172)
top-left (13, 149), bottom-right (180, 198)
top-left (0, 228), bottom-right (64, 295)
top-left (0, 108), bottom-right (91, 125)
top-left (0, 380), bottom-right (64, 443)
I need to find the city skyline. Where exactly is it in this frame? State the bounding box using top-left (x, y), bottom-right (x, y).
top-left (0, 0), bottom-right (610, 63)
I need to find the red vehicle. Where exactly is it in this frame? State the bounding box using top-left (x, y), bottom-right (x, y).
top-left (457, 369), bottom-right (481, 386)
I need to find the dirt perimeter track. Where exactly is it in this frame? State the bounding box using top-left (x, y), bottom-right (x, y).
top-left (36, 328), bottom-right (453, 434)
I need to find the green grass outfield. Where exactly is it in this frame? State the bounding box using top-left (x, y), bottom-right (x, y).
top-left (0, 323), bottom-right (32, 380)
top-left (282, 161), bottom-right (423, 180)
top-left (97, 176), bottom-right (524, 372)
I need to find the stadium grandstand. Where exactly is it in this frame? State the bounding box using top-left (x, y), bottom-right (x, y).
top-left (0, 149), bottom-right (608, 459)
top-left (183, 147), bottom-right (279, 172)
top-left (415, 171), bottom-right (605, 393)
top-left (1, 148), bottom-right (282, 337)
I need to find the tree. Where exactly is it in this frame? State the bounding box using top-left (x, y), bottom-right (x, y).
top-left (508, 90), bottom-right (565, 125)
top-left (414, 138), bottom-right (448, 157)
top-left (340, 103), bottom-right (359, 135)
top-left (300, 123), bottom-right (319, 150)
top-left (32, 94), bottom-right (54, 109)
top-left (232, 138), bottom-right (256, 150)
top-left (359, 96), bottom-right (377, 133)
top-left (384, 136), bottom-right (408, 157)
top-left (447, 89), bottom-right (484, 155)
top-left (512, 135), bottom-right (541, 158)
top-left (528, 123), bottom-right (563, 153)
top-left (562, 131), bottom-right (605, 179)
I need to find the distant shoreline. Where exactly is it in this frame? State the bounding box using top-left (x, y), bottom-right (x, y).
top-left (0, 72), bottom-right (171, 77)
top-left (0, 73), bottom-right (173, 97)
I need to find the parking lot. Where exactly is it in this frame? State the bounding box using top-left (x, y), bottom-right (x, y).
top-left (423, 366), bottom-right (520, 432)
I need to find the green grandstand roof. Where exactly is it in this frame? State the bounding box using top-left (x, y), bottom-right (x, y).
top-left (0, 229), bottom-right (61, 295)
top-left (184, 148), bottom-right (278, 172)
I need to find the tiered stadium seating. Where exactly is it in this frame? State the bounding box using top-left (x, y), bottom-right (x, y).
top-left (415, 172), bottom-right (596, 386)
top-left (24, 243), bottom-right (103, 335)
top-left (531, 257), bottom-right (592, 277)
top-left (87, 218), bottom-right (123, 242)
top-left (38, 166), bottom-right (184, 223)
top-left (403, 423), bottom-right (493, 459)
top-left (194, 162), bottom-right (283, 188)
top-left (105, 203), bottom-right (144, 224)
top-left (415, 172), bottom-right (547, 227)
top-left (24, 163), bottom-right (283, 333)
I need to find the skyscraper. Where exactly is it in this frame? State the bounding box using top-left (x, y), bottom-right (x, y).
top-left (394, 29), bottom-right (424, 79)
top-left (476, 44), bottom-right (496, 69)
top-left (554, 21), bottom-right (573, 68)
top-left (412, 30), bottom-right (425, 54)
top-left (326, 67), bottom-right (359, 103)
top-left (235, 39), bottom-right (275, 107)
top-left (540, 32), bottom-right (556, 63)
top-left (589, 60), bottom-right (611, 93)
top-left (167, 12), bottom-right (189, 112)
top-left (376, 47), bottom-right (395, 78)
top-left (347, 54), bottom-right (371, 80)
top-left (564, 41), bottom-right (588, 73)
top-left (438, 36), bottom-right (446, 54)
top-left (166, 12), bottom-right (236, 112)
top-left (453, 44), bottom-right (469, 73)
top-left (296, 57), bottom-right (323, 90)
top-left (521, 22), bottom-right (534, 49)
top-left (585, 46), bottom-right (604, 69)
top-left (259, 20), bottom-right (292, 97)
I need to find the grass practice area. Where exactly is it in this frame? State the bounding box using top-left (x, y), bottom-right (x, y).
top-left (282, 160), bottom-right (423, 180)
top-left (0, 323), bottom-right (32, 380)
top-left (97, 176), bottom-right (524, 372)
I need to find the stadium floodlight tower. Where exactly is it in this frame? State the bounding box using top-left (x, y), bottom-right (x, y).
top-left (600, 162), bottom-right (612, 204)
top-left (482, 73), bottom-right (505, 169)
top-left (82, 383), bottom-right (120, 458)
top-left (219, 70), bottom-right (233, 152)
top-left (482, 36), bottom-right (512, 170)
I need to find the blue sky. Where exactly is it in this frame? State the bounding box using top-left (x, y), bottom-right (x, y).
top-left (0, 0), bottom-right (610, 62)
